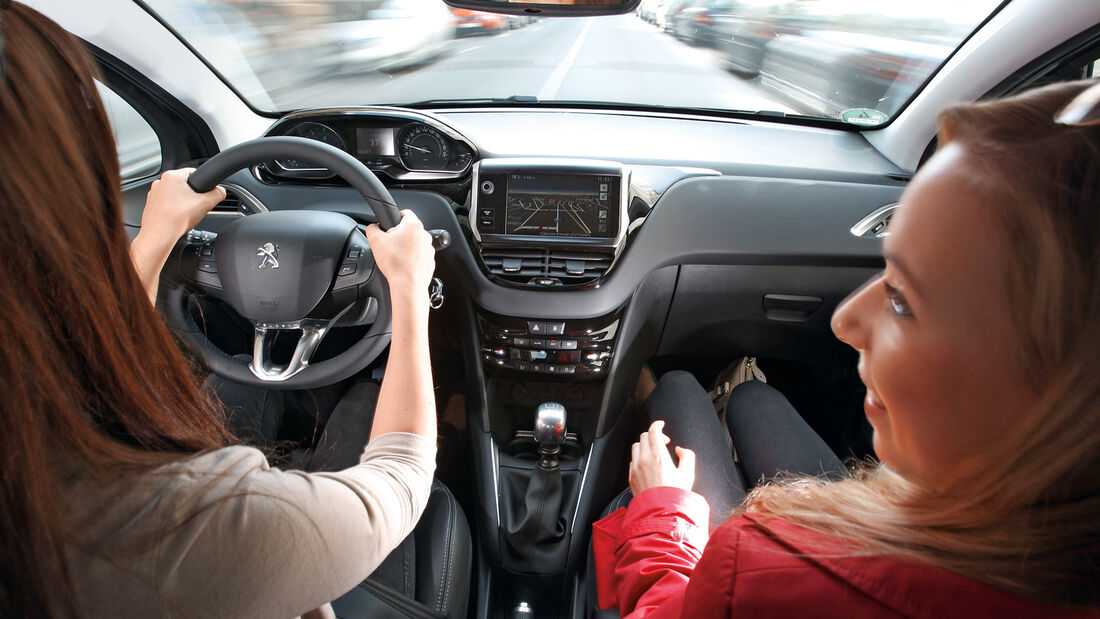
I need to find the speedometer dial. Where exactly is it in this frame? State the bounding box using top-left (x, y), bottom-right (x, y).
top-left (278, 122), bottom-right (345, 171)
top-left (399, 124), bottom-right (450, 171)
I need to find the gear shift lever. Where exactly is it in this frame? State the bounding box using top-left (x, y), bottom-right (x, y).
top-left (501, 402), bottom-right (571, 573)
top-left (534, 402), bottom-right (566, 471)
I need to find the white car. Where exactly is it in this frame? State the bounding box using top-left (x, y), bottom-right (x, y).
top-left (320, 0), bottom-right (455, 73)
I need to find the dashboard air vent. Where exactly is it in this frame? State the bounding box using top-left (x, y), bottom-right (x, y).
top-left (213, 188), bottom-right (244, 213)
top-left (480, 246), bottom-right (615, 286)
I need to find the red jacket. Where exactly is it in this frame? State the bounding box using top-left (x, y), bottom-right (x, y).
top-left (592, 486), bottom-right (1097, 619)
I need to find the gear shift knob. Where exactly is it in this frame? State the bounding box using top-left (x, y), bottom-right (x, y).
top-left (534, 402), bottom-right (566, 470)
top-left (534, 402), bottom-right (566, 446)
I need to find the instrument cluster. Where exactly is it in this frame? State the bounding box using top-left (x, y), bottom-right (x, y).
top-left (261, 109), bottom-right (476, 183)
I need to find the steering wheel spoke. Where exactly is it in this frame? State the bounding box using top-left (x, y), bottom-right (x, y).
top-left (249, 309), bottom-right (349, 382)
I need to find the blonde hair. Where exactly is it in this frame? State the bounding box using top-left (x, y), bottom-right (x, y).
top-left (738, 80), bottom-right (1100, 607)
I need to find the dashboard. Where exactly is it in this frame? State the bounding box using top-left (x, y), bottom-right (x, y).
top-left (179, 106), bottom-right (907, 391)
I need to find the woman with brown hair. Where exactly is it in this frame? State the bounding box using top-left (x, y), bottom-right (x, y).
top-left (595, 79), bottom-right (1100, 617)
top-left (0, 3), bottom-right (438, 617)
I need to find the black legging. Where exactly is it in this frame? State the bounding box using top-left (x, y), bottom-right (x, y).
top-left (639, 371), bottom-right (844, 526)
top-left (205, 374), bottom-right (379, 472)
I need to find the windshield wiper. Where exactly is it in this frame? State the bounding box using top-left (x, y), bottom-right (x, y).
top-left (406, 95), bottom-right (541, 106)
top-left (401, 97), bottom-right (843, 125)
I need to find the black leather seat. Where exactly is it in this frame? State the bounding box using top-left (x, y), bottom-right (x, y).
top-left (332, 479), bottom-right (472, 619)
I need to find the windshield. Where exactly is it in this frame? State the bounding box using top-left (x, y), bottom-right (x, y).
top-left (144, 0), bottom-right (1004, 126)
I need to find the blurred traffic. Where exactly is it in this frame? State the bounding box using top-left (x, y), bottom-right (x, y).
top-left (145, 0), bottom-right (999, 123)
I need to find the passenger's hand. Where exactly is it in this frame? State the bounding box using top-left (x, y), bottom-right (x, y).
top-left (628, 420), bottom-right (695, 495)
top-left (363, 210), bottom-right (436, 304)
top-left (139, 168), bottom-right (226, 246)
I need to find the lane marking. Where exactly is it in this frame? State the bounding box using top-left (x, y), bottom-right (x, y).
top-left (457, 45), bottom-right (482, 55)
top-left (537, 18), bottom-right (593, 101)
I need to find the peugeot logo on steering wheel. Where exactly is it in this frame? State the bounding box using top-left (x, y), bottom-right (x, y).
top-left (256, 243), bottom-right (280, 269)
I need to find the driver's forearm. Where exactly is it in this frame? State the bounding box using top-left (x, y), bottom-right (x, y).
top-left (370, 291), bottom-right (436, 442)
top-left (130, 229), bottom-right (176, 305)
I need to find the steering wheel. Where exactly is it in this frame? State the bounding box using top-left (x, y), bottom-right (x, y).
top-left (163, 136), bottom-right (402, 390)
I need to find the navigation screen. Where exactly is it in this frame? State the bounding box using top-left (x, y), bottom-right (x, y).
top-left (504, 173), bottom-right (617, 238)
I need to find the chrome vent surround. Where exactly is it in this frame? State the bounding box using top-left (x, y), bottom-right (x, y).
top-left (480, 246), bottom-right (615, 286)
top-left (212, 184), bottom-right (268, 215)
top-left (850, 203), bottom-right (899, 238)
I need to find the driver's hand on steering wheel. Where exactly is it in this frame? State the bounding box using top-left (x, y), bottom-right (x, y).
top-left (139, 168), bottom-right (226, 248)
top-left (131, 169), bottom-right (227, 304)
top-left (364, 210), bottom-right (436, 305)
top-left (629, 420), bottom-right (696, 495)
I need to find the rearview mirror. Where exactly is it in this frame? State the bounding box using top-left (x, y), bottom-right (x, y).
top-left (441, 0), bottom-right (641, 17)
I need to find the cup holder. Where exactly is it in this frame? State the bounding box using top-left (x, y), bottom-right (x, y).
top-left (504, 430), bottom-right (583, 461)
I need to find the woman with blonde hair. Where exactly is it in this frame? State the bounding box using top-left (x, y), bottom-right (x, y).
top-left (594, 79), bottom-right (1100, 617)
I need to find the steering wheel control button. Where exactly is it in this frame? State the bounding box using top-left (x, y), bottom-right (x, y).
top-left (481, 180), bottom-right (495, 194)
top-left (199, 244), bottom-right (214, 257)
top-left (346, 248), bottom-right (361, 260)
top-left (197, 260), bottom-right (218, 273)
top-left (338, 263), bottom-right (357, 277)
top-left (186, 229), bottom-right (217, 245)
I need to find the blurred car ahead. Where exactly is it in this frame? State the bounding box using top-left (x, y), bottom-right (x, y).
top-left (670, 0), bottom-right (738, 48)
top-left (759, 30), bottom-right (952, 119)
top-left (712, 0), bottom-right (797, 77)
top-left (320, 0), bottom-right (454, 73)
top-left (452, 8), bottom-right (509, 37)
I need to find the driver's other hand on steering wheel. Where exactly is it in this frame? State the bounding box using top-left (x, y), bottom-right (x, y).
top-left (364, 210), bottom-right (436, 305)
top-left (629, 420), bottom-right (696, 495)
top-left (139, 168), bottom-right (226, 247)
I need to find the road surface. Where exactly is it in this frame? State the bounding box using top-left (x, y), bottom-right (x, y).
top-left (268, 14), bottom-right (792, 115)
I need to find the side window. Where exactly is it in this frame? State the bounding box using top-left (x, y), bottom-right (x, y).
top-left (96, 81), bottom-right (162, 183)
top-left (1085, 58), bottom-right (1100, 78)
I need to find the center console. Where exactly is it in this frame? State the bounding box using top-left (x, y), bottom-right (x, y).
top-left (465, 160), bottom-right (636, 619)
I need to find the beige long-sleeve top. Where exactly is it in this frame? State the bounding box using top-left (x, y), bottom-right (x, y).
top-left (57, 432), bottom-right (436, 618)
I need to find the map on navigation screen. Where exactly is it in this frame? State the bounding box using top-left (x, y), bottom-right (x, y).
top-left (505, 173), bottom-right (615, 238)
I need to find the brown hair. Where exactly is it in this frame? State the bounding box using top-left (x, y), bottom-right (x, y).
top-left (0, 4), bottom-right (231, 616)
top-left (739, 80), bottom-right (1100, 607)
